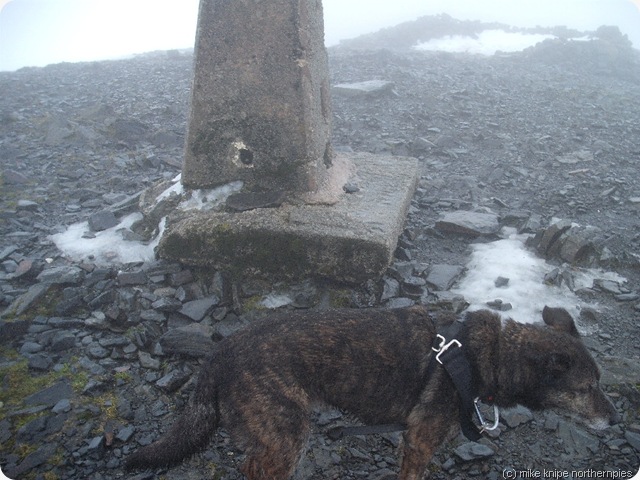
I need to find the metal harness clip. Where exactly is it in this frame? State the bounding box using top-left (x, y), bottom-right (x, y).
top-left (434, 338), bottom-right (462, 364)
top-left (473, 397), bottom-right (500, 433)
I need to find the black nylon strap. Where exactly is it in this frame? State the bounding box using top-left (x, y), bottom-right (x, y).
top-left (436, 337), bottom-right (482, 441)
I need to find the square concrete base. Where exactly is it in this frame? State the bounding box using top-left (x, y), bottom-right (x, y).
top-left (157, 153), bottom-right (420, 283)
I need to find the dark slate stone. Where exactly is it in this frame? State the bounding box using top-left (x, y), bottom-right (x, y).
top-left (380, 277), bottom-right (400, 302)
top-left (425, 264), bottom-right (465, 291)
top-left (49, 331), bottom-right (76, 352)
top-left (332, 80), bottom-right (396, 97)
top-left (179, 295), bottom-right (220, 322)
top-left (212, 314), bottom-right (249, 338)
top-left (168, 269), bottom-right (194, 287)
top-left (24, 380), bottom-right (73, 407)
top-left (155, 369), bottom-right (191, 393)
top-left (435, 211), bottom-right (500, 236)
top-left (28, 353), bottom-right (53, 371)
top-left (36, 265), bottom-right (85, 285)
top-left (151, 296), bottom-right (183, 312)
top-left (4, 283), bottom-right (51, 317)
top-left (501, 405), bottom-right (534, 428)
top-left (88, 210), bottom-right (119, 232)
top-left (625, 431), bottom-right (640, 452)
top-left (454, 442), bottom-right (495, 461)
top-left (5, 442), bottom-right (58, 478)
top-left (0, 419), bottom-right (11, 444)
top-left (159, 324), bottom-right (215, 357)
top-left (52, 398), bottom-right (72, 414)
top-left (117, 270), bottom-right (147, 285)
top-left (116, 425), bottom-right (135, 442)
top-left (384, 297), bottom-right (415, 309)
top-left (20, 341), bottom-right (43, 354)
top-left (2, 169), bottom-right (30, 185)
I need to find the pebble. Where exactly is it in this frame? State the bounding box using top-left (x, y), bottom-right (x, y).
top-left (88, 210), bottom-right (119, 232)
top-left (454, 442), bottom-right (495, 461)
top-left (424, 264), bottom-right (464, 291)
top-left (435, 211), bottom-right (500, 236)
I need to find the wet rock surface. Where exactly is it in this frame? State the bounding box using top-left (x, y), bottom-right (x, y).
top-left (1, 18), bottom-right (640, 480)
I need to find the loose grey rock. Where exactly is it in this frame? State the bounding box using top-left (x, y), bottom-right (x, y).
top-left (52, 398), bottom-right (72, 414)
top-left (88, 210), bottom-right (119, 232)
top-left (179, 295), bottom-right (220, 322)
top-left (155, 369), bottom-right (191, 392)
top-left (116, 425), bottom-right (135, 442)
top-left (36, 265), bottom-right (85, 285)
top-left (117, 270), bottom-right (147, 285)
top-left (557, 420), bottom-right (600, 455)
top-left (332, 80), bottom-right (396, 97)
top-left (160, 323), bottom-right (215, 357)
top-left (380, 277), bottom-right (400, 301)
top-left (50, 331), bottom-right (76, 352)
top-left (2, 169), bottom-right (30, 185)
top-left (137, 351), bottom-right (161, 370)
top-left (435, 211), bottom-right (500, 236)
top-left (24, 381), bottom-right (73, 407)
top-left (5, 443), bottom-right (58, 478)
top-left (151, 296), bottom-right (183, 312)
top-left (625, 430), bottom-right (640, 451)
top-left (454, 442), bottom-right (495, 461)
top-left (501, 405), bottom-right (534, 428)
top-left (425, 264), bottom-right (464, 291)
top-left (20, 341), bottom-right (44, 354)
top-left (3, 283), bottom-right (51, 317)
top-left (213, 315), bottom-right (249, 338)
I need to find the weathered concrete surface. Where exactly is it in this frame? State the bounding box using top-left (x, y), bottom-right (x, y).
top-left (158, 153), bottom-right (420, 283)
top-left (183, 0), bottom-right (332, 194)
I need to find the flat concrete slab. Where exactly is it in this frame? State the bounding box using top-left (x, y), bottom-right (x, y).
top-left (158, 153), bottom-right (420, 283)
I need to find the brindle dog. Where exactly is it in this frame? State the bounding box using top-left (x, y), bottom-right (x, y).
top-left (125, 305), bottom-right (619, 479)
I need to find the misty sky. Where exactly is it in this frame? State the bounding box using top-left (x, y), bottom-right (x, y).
top-left (1, 0), bottom-right (639, 71)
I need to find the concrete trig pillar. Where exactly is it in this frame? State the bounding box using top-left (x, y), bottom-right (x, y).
top-left (182, 0), bottom-right (333, 194)
top-left (157, 0), bottom-right (420, 283)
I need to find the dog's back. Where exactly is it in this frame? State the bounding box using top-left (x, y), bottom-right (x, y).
top-left (125, 305), bottom-right (438, 475)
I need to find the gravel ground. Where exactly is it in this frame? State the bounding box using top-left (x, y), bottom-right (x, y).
top-left (1, 16), bottom-right (639, 480)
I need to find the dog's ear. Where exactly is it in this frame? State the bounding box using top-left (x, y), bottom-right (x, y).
top-left (542, 306), bottom-right (580, 337)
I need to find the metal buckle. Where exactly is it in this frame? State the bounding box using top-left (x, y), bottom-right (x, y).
top-left (473, 397), bottom-right (500, 433)
top-left (434, 338), bottom-right (462, 364)
top-left (432, 334), bottom-right (446, 352)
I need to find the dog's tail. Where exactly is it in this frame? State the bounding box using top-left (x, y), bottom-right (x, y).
top-left (124, 382), bottom-right (220, 471)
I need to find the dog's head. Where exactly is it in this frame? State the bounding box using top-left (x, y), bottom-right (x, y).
top-left (520, 306), bottom-right (620, 430)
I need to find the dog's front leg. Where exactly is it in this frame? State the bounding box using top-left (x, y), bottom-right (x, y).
top-left (398, 415), bottom-right (453, 480)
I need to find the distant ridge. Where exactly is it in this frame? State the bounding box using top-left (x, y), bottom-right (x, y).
top-left (334, 13), bottom-right (596, 51)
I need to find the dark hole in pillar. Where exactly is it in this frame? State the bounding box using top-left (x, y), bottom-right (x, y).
top-left (239, 148), bottom-right (254, 165)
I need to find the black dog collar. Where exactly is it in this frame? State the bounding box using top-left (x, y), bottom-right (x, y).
top-left (429, 321), bottom-right (500, 441)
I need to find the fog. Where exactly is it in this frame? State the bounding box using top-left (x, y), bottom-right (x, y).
top-left (1, 0), bottom-right (639, 71)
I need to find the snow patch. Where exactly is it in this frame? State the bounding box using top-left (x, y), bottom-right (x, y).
top-left (51, 175), bottom-right (243, 265)
top-left (50, 212), bottom-right (162, 265)
top-left (415, 30), bottom-right (556, 55)
top-left (452, 229), bottom-right (625, 326)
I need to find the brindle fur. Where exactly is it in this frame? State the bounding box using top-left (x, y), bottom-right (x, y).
top-left (125, 305), bottom-right (619, 479)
